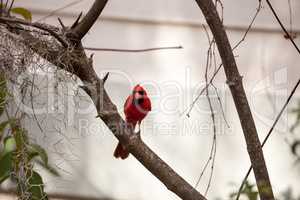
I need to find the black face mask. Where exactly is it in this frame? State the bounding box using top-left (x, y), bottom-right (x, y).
top-left (134, 98), bottom-right (144, 105)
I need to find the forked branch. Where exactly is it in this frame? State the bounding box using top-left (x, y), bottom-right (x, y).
top-left (71, 0), bottom-right (108, 40)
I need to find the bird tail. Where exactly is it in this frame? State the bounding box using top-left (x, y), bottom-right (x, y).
top-left (113, 142), bottom-right (129, 159)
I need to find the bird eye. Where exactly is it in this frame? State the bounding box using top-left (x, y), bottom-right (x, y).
top-left (138, 90), bottom-right (144, 95)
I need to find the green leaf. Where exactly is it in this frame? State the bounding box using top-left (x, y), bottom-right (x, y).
top-left (27, 144), bottom-right (48, 166)
top-left (10, 7), bottom-right (32, 22)
top-left (3, 136), bottom-right (16, 154)
top-left (27, 170), bottom-right (48, 200)
top-left (0, 152), bottom-right (13, 183)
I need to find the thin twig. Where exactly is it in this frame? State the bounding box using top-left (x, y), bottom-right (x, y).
top-left (232, 1), bottom-right (262, 51)
top-left (236, 78), bottom-right (300, 200)
top-left (210, 29), bottom-right (229, 127)
top-left (35, 0), bottom-right (82, 22)
top-left (195, 43), bottom-right (215, 189)
top-left (204, 45), bottom-right (217, 196)
top-left (7, 0), bottom-right (13, 14)
top-left (0, 0), bottom-right (3, 17)
top-left (215, 0), bottom-right (224, 23)
top-left (195, 146), bottom-right (214, 188)
top-left (183, 22), bottom-right (217, 118)
top-left (84, 46), bottom-right (183, 52)
top-left (0, 16), bottom-right (68, 47)
top-left (71, 0), bottom-right (108, 39)
top-left (285, 0), bottom-right (296, 39)
top-left (14, 80), bottom-right (29, 117)
top-left (288, 0), bottom-right (293, 34)
top-left (29, 70), bottom-right (44, 134)
top-left (102, 72), bottom-right (109, 83)
top-left (195, 37), bottom-right (218, 196)
top-left (205, 134), bottom-right (216, 196)
top-left (211, 83), bottom-right (230, 127)
top-left (57, 17), bottom-right (66, 30)
top-left (4, 0), bottom-right (8, 10)
top-left (185, 64), bottom-right (222, 117)
top-left (195, 0), bottom-right (275, 198)
top-left (265, 0), bottom-right (300, 54)
top-left (71, 12), bottom-right (82, 29)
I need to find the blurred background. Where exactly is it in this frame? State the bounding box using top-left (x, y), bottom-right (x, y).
top-left (1, 0), bottom-right (300, 199)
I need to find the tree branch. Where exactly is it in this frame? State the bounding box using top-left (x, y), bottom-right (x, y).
top-left (0, 12), bottom-right (207, 200)
top-left (236, 78), bottom-right (300, 200)
top-left (70, 0), bottom-right (108, 40)
top-left (264, 0), bottom-right (300, 55)
top-left (194, 0), bottom-right (275, 199)
top-left (84, 45), bottom-right (183, 52)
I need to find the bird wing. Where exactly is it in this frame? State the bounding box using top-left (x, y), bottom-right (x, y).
top-left (124, 95), bottom-right (132, 111)
top-left (145, 97), bottom-right (152, 111)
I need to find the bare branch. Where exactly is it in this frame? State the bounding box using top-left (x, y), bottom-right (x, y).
top-left (36, 0), bottom-right (82, 22)
top-left (210, 83), bottom-right (230, 127)
top-left (71, 12), bottom-right (82, 29)
top-left (185, 64), bottom-right (222, 117)
top-left (7, 0), bottom-right (15, 14)
top-left (195, 40), bottom-right (217, 193)
top-left (286, 0), bottom-right (296, 39)
top-left (102, 72), bottom-right (109, 83)
top-left (236, 78), bottom-right (300, 200)
top-left (0, 0), bottom-right (3, 17)
top-left (84, 45), bottom-right (183, 52)
top-left (194, 0), bottom-right (275, 199)
top-left (232, 1), bottom-right (262, 51)
top-left (264, 0), bottom-right (300, 54)
top-left (203, 43), bottom-right (217, 196)
top-left (4, 0), bottom-right (8, 10)
top-left (57, 17), bottom-right (66, 30)
top-left (71, 0), bottom-right (108, 40)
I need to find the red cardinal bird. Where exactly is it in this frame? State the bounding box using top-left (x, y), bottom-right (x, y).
top-left (114, 84), bottom-right (151, 159)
